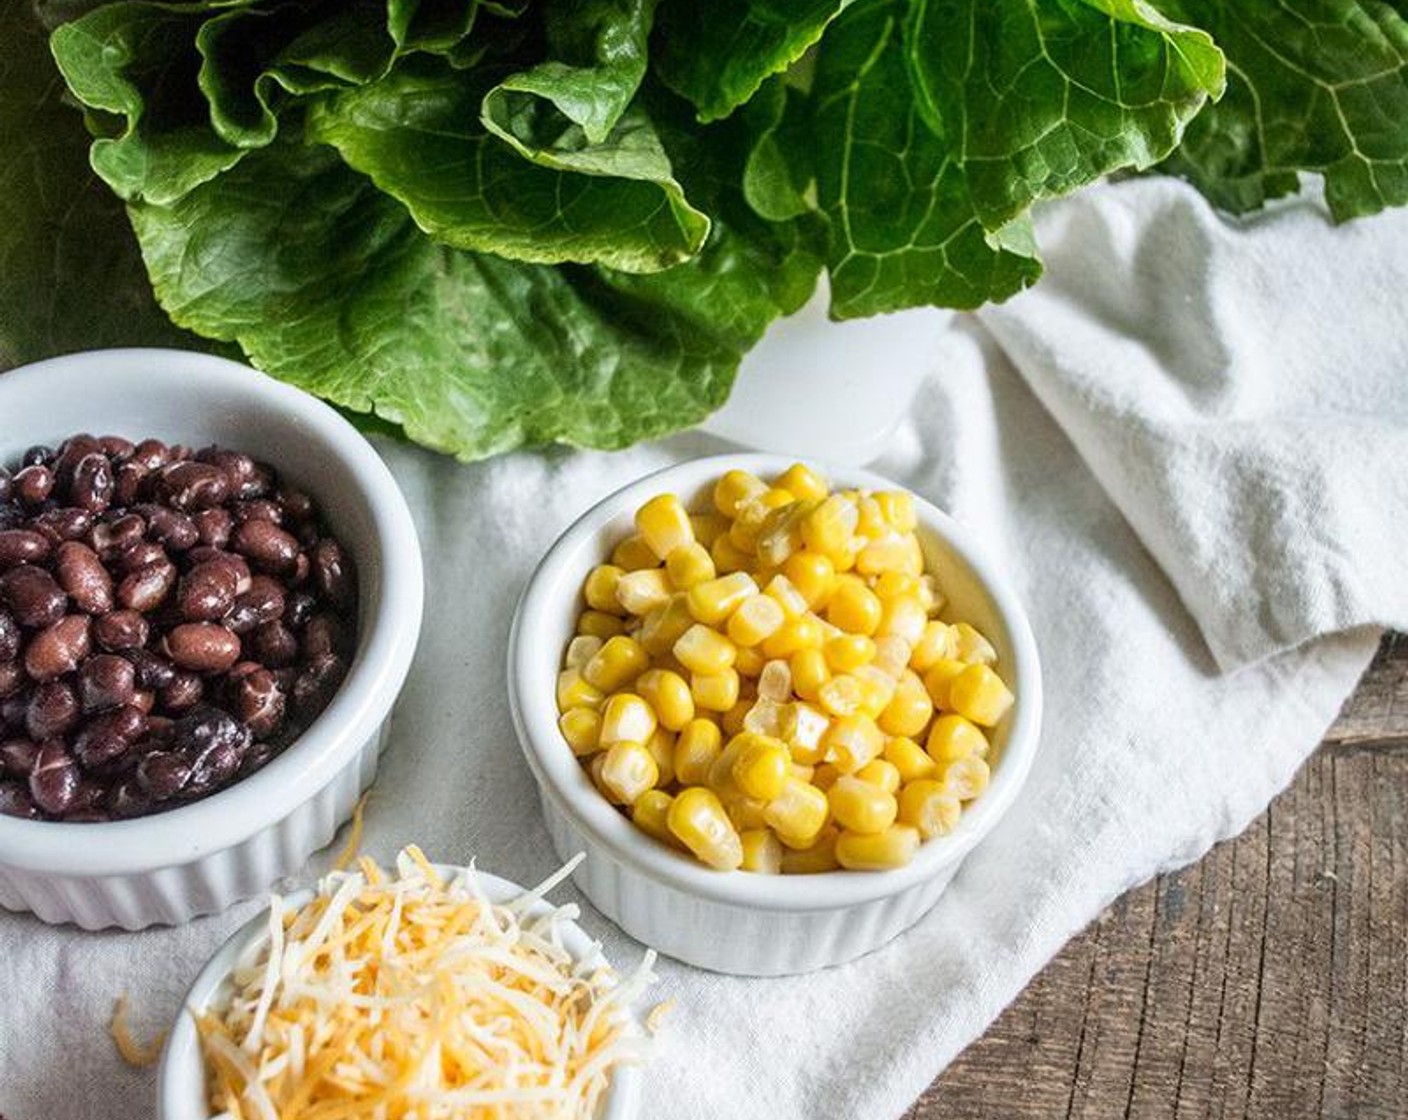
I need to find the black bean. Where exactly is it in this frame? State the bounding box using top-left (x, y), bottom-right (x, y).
top-left (117, 559), bottom-right (176, 613)
top-left (310, 539), bottom-right (354, 608)
top-left (302, 613), bottom-right (349, 660)
top-left (178, 560), bottom-right (240, 622)
top-left (161, 671), bottom-right (204, 712)
top-left (113, 462), bottom-right (148, 506)
top-left (0, 738), bottom-right (40, 777)
top-left (24, 614), bottom-right (91, 681)
top-left (0, 466), bottom-right (12, 503)
top-left (54, 540), bottom-right (113, 615)
top-left (284, 590), bottom-right (316, 629)
top-left (250, 621), bottom-right (298, 668)
top-left (107, 780), bottom-right (149, 818)
top-left (99, 436), bottom-right (136, 463)
top-left (30, 506), bottom-right (93, 545)
top-left (141, 505), bottom-right (199, 552)
top-left (0, 529), bottom-right (51, 568)
top-left (193, 508), bottom-right (232, 549)
top-left (293, 652), bottom-right (346, 721)
top-left (53, 435), bottom-right (101, 485)
top-left (77, 654), bottom-right (136, 713)
top-left (114, 539), bottom-right (166, 575)
top-left (278, 486), bottom-right (315, 523)
top-left (14, 465), bottom-right (55, 506)
top-left (21, 445), bottom-right (52, 468)
top-left (0, 610), bottom-right (18, 662)
top-left (153, 461), bottom-right (229, 511)
top-left (0, 565), bottom-right (67, 627)
top-left (136, 751), bottom-right (191, 801)
top-left (0, 780), bottom-right (40, 819)
top-left (231, 518), bottom-right (300, 574)
top-left (229, 668), bottom-right (285, 737)
top-left (131, 440), bottom-right (170, 471)
top-left (89, 512), bottom-right (145, 560)
top-left (70, 453), bottom-right (114, 513)
top-left (166, 622), bottom-right (241, 672)
top-left (26, 681), bottom-right (80, 740)
top-left (29, 741), bottom-right (79, 814)
top-left (125, 648), bottom-right (176, 691)
top-left (93, 609), bottom-right (149, 652)
top-left (0, 661), bottom-right (24, 701)
top-left (225, 576), bottom-right (285, 634)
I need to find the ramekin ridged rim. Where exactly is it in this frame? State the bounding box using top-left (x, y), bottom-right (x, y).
top-left (157, 863), bottom-right (643, 1119)
top-left (508, 452), bottom-right (1042, 913)
top-left (0, 348), bottom-right (423, 876)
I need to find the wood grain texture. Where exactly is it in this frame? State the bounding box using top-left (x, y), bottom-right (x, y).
top-left (910, 634), bottom-right (1407, 1120)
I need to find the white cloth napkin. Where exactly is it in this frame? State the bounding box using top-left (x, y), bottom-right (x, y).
top-left (2, 176), bottom-right (1405, 1120)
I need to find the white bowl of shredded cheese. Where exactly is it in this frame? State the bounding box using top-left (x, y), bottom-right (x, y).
top-left (157, 849), bottom-right (655, 1120)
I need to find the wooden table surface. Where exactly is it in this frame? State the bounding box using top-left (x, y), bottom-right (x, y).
top-left (908, 633), bottom-right (1407, 1120)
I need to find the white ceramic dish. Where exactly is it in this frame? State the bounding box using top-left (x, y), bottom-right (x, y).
top-left (509, 453), bottom-right (1042, 976)
top-left (0, 348), bottom-right (423, 929)
top-left (158, 863), bottom-right (643, 1120)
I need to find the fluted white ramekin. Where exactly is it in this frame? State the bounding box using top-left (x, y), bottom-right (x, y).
top-left (509, 453), bottom-right (1042, 976)
top-left (158, 863), bottom-right (644, 1119)
top-left (0, 348), bottom-right (423, 929)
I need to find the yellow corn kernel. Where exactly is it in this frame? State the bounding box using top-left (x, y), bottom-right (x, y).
top-left (583, 565), bottom-right (627, 613)
top-left (855, 667), bottom-right (898, 718)
top-left (760, 614), bottom-right (824, 659)
top-left (646, 726), bottom-right (676, 786)
top-left (727, 493), bottom-right (776, 552)
top-left (789, 648), bottom-right (830, 703)
top-left (787, 701), bottom-right (830, 765)
top-left (557, 667), bottom-right (604, 712)
top-left (635, 669), bottom-right (693, 732)
top-left (826, 581), bottom-right (883, 636)
top-left (876, 595), bottom-right (927, 645)
top-left (636, 493), bottom-right (694, 560)
top-left (835, 824), bottom-right (920, 870)
top-left (878, 674), bottom-right (935, 738)
top-left (731, 734), bottom-right (790, 800)
top-left (775, 463), bottom-right (830, 502)
top-left (800, 494), bottom-right (859, 558)
top-left (762, 574), bottom-right (809, 620)
top-left (898, 779), bottom-right (962, 840)
top-left (665, 542), bottom-right (715, 590)
top-left (727, 594), bottom-right (786, 647)
top-left (918, 573), bottom-right (945, 616)
top-left (689, 512), bottom-right (729, 548)
top-left (822, 712), bottom-right (885, 772)
top-left (726, 796), bottom-right (770, 832)
top-left (582, 635), bottom-right (649, 693)
top-left (910, 621), bottom-right (954, 672)
top-left (855, 494), bottom-right (886, 537)
top-left (942, 754), bottom-right (991, 800)
top-left (599, 741), bottom-right (659, 805)
top-left (674, 718), bottom-right (723, 786)
top-left (811, 762), bottom-right (842, 791)
top-left (817, 674), bottom-right (865, 718)
top-left (739, 829), bottom-right (783, 873)
top-left (756, 500), bottom-right (815, 567)
top-left (733, 643), bottom-right (767, 678)
top-left (872, 635), bottom-right (912, 679)
top-left (713, 469), bottom-right (769, 518)
top-left (667, 787), bottom-right (743, 871)
top-left (673, 624), bottom-right (737, 675)
top-left (743, 698), bottom-right (795, 741)
top-left (789, 762), bottom-right (816, 783)
top-left (632, 789), bottom-right (678, 847)
top-left (922, 657), bottom-right (968, 708)
top-left (686, 572), bottom-right (758, 626)
top-left (855, 758), bottom-right (902, 795)
top-left (884, 735), bottom-right (938, 783)
top-left (615, 568), bottom-right (673, 616)
top-left (611, 534), bottom-right (659, 572)
top-left (691, 668), bottom-right (741, 714)
top-left (828, 539), bottom-right (860, 573)
top-left (828, 775), bottom-right (898, 834)
top-left (710, 532), bottom-right (754, 574)
top-left (948, 663), bottom-right (1015, 727)
top-left (720, 694), bottom-right (752, 735)
top-left (871, 571), bottom-right (917, 601)
top-left (755, 659), bottom-right (790, 702)
top-left (764, 779), bottom-right (831, 849)
top-left (600, 692), bottom-right (657, 746)
top-left (558, 707), bottom-right (603, 757)
top-left (780, 825), bottom-right (841, 873)
top-left (875, 490), bottom-right (917, 532)
top-left (782, 551), bottom-right (837, 610)
top-left (857, 533), bottom-right (923, 577)
top-left (577, 609), bottom-right (627, 639)
top-left (824, 633), bottom-right (876, 674)
top-left (925, 713), bottom-right (989, 765)
top-left (951, 621), bottom-right (998, 665)
top-left (564, 634), bottom-right (603, 670)
top-left (639, 594), bottom-right (695, 657)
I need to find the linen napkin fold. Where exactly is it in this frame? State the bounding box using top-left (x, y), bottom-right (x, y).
top-left (1, 175), bottom-right (1404, 1120)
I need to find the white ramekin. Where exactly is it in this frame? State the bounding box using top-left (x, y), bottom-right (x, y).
top-left (509, 453), bottom-right (1042, 976)
top-left (0, 348), bottom-right (423, 929)
top-left (158, 863), bottom-right (644, 1120)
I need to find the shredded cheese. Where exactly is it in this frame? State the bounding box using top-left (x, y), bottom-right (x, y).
top-left (199, 849), bottom-right (656, 1118)
top-left (110, 994), bottom-right (166, 1068)
top-left (330, 792), bottom-right (370, 873)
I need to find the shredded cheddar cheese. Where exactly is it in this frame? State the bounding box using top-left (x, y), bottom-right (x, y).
top-left (199, 849), bottom-right (656, 1119)
top-left (110, 994), bottom-right (165, 1068)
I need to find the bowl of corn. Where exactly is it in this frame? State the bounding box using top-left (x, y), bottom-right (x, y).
top-left (508, 454), bottom-right (1042, 975)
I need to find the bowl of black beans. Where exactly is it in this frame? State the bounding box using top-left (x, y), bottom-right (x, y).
top-left (0, 348), bottom-right (423, 929)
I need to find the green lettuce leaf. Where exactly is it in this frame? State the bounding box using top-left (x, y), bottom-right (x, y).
top-left (0, 0), bottom-right (200, 367)
top-left (740, 77), bottom-right (815, 222)
top-left (1156, 0), bottom-right (1408, 221)
top-left (126, 138), bottom-right (816, 457)
top-left (654, 0), bottom-right (849, 122)
top-left (308, 58), bottom-right (710, 272)
top-left (904, 0), bottom-right (1225, 231)
top-left (813, 0), bottom-right (1042, 316)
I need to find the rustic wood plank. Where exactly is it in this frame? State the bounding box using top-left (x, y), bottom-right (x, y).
top-left (908, 635), bottom-right (1407, 1120)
